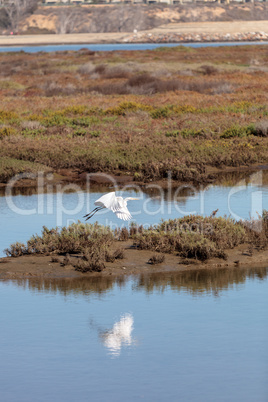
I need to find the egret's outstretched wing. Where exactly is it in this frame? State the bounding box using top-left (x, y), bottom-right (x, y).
top-left (94, 192), bottom-right (120, 211)
top-left (114, 207), bottom-right (132, 221)
top-left (94, 192), bottom-right (132, 221)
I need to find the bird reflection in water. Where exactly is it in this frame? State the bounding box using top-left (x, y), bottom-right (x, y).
top-left (90, 313), bottom-right (135, 357)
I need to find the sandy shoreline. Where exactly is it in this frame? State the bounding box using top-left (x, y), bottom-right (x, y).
top-left (0, 21), bottom-right (268, 46)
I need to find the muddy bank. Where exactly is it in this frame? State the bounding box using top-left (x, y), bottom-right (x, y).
top-left (0, 241), bottom-right (267, 280)
top-left (0, 163), bottom-right (267, 194)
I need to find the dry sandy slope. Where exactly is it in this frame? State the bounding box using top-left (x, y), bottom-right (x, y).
top-left (0, 20), bottom-right (268, 46)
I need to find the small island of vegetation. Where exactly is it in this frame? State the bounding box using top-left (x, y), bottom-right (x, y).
top-left (1, 212), bottom-right (267, 278)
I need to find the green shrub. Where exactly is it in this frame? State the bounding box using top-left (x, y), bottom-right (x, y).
top-left (150, 107), bottom-right (171, 119)
top-left (181, 129), bottom-right (205, 138)
top-left (105, 101), bottom-right (152, 116)
top-left (165, 130), bottom-right (180, 138)
top-left (90, 131), bottom-right (100, 138)
top-left (73, 128), bottom-right (88, 137)
top-left (220, 125), bottom-right (256, 139)
top-left (0, 126), bottom-right (17, 139)
top-left (0, 110), bottom-right (18, 121)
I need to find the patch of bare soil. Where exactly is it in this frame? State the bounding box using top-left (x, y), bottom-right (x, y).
top-left (0, 241), bottom-right (267, 280)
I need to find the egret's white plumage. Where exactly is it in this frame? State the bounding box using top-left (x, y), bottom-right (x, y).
top-left (84, 192), bottom-right (139, 221)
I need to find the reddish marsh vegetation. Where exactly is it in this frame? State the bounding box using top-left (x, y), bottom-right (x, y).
top-left (0, 45), bottom-right (268, 184)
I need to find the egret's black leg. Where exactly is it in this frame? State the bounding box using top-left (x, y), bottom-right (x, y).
top-left (83, 206), bottom-right (105, 221)
top-left (83, 207), bottom-right (98, 219)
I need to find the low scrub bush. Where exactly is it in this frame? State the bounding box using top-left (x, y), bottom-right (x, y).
top-left (4, 242), bottom-right (27, 257)
top-left (21, 121), bottom-right (44, 130)
top-left (134, 215), bottom-right (247, 261)
top-left (89, 73), bottom-right (233, 96)
top-left (78, 62), bottom-right (136, 79)
top-left (158, 215), bottom-right (246, 249)
top-left (42, 82), bottom-right (79, 97)
top-left (134, 230), bottom-right (220, 261)
top-left (199, 65), bottom-right (219, 75)
top-left (73, 254), bottom-right (106, 273)
top-left (105, 101), bottom-right (153, 116)
top-left (243, 210), bottom-right (268, 250)
top-left (77, 62), bottom-right (95, 75)
top-left (105, 248), bottom-right (125, 263)
top-left (4, 213), bottom-right (267, 266)
top-left (0, 110), bottom-right (18, 121)
top-left (220, 125), bottom-right (255, 139)
top-left (254, 120), bottom-right (268, 137)
top-left (27, 223), bottom-right (114, 255)
top-left (148, 254), bottom-right (165, 265)
top-left (0, 157), bottom-right (51, 183)
top-left (115, 227), bottom-right (130, 241)
top-left (0, 126), bottom-right (17, 139)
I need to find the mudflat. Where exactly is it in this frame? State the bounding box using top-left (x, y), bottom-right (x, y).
top-left (1, 242), bottom-right (267, 280)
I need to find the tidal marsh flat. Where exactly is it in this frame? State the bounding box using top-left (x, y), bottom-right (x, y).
top-left (0, 44), bottom-right (268, 187)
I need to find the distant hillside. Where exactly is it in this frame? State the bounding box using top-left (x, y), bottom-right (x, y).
top-left (2, 3), bottom-right (268, 35)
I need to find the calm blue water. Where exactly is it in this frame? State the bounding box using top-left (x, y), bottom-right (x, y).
top-left (0, 170), bottom-right (267, 257)
top-left (0, 268), bottom-right (267, 401)
top-left (0, 41), bottom-right (268, 53)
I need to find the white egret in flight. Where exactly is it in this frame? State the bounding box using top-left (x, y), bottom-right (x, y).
top-left (83, 191), bottom-right (139, 221)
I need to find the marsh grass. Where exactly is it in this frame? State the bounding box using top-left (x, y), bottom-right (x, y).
top-left (0, 157), bottom-right (52, 182)
top-left (134, 215), bottom-right (249, 260)
top-left (148, 254), bottom-right (165, 265)
top-left (105, 248), bottom-right (125, 263)
top-left (0, 46), bottom-right (267, 183)
top-left (25, 222), bottom-right (114, 255)
top-left (4, 213), bottom-right (267, 270)
top-left (89, 74), bottom-right (233, 96)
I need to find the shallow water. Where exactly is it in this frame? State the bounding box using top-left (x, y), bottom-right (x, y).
top-left (0, 170), bottom-right (267, 257)
top-left (0, 41), bottom-right (268, 53)
top-left (0, 267), bottom-right (267, 402)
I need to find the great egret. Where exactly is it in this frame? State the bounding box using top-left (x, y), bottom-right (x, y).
top-left (83, 192), bottom-right (139, 221)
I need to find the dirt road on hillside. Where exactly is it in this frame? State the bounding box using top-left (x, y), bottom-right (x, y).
top-left (0, 20), bottom-right (267, 46)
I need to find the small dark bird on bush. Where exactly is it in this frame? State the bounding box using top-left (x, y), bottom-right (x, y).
top-left (210, 208), bottom-right (219, 217)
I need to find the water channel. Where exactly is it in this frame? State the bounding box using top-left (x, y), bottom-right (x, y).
top-left (1, 41), bottom-right (268, 53)
top-left (0, 266), bottom-right (267, 401)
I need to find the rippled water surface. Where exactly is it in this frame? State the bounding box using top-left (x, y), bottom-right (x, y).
top-left (0, 267), bottom-right (267, 402)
